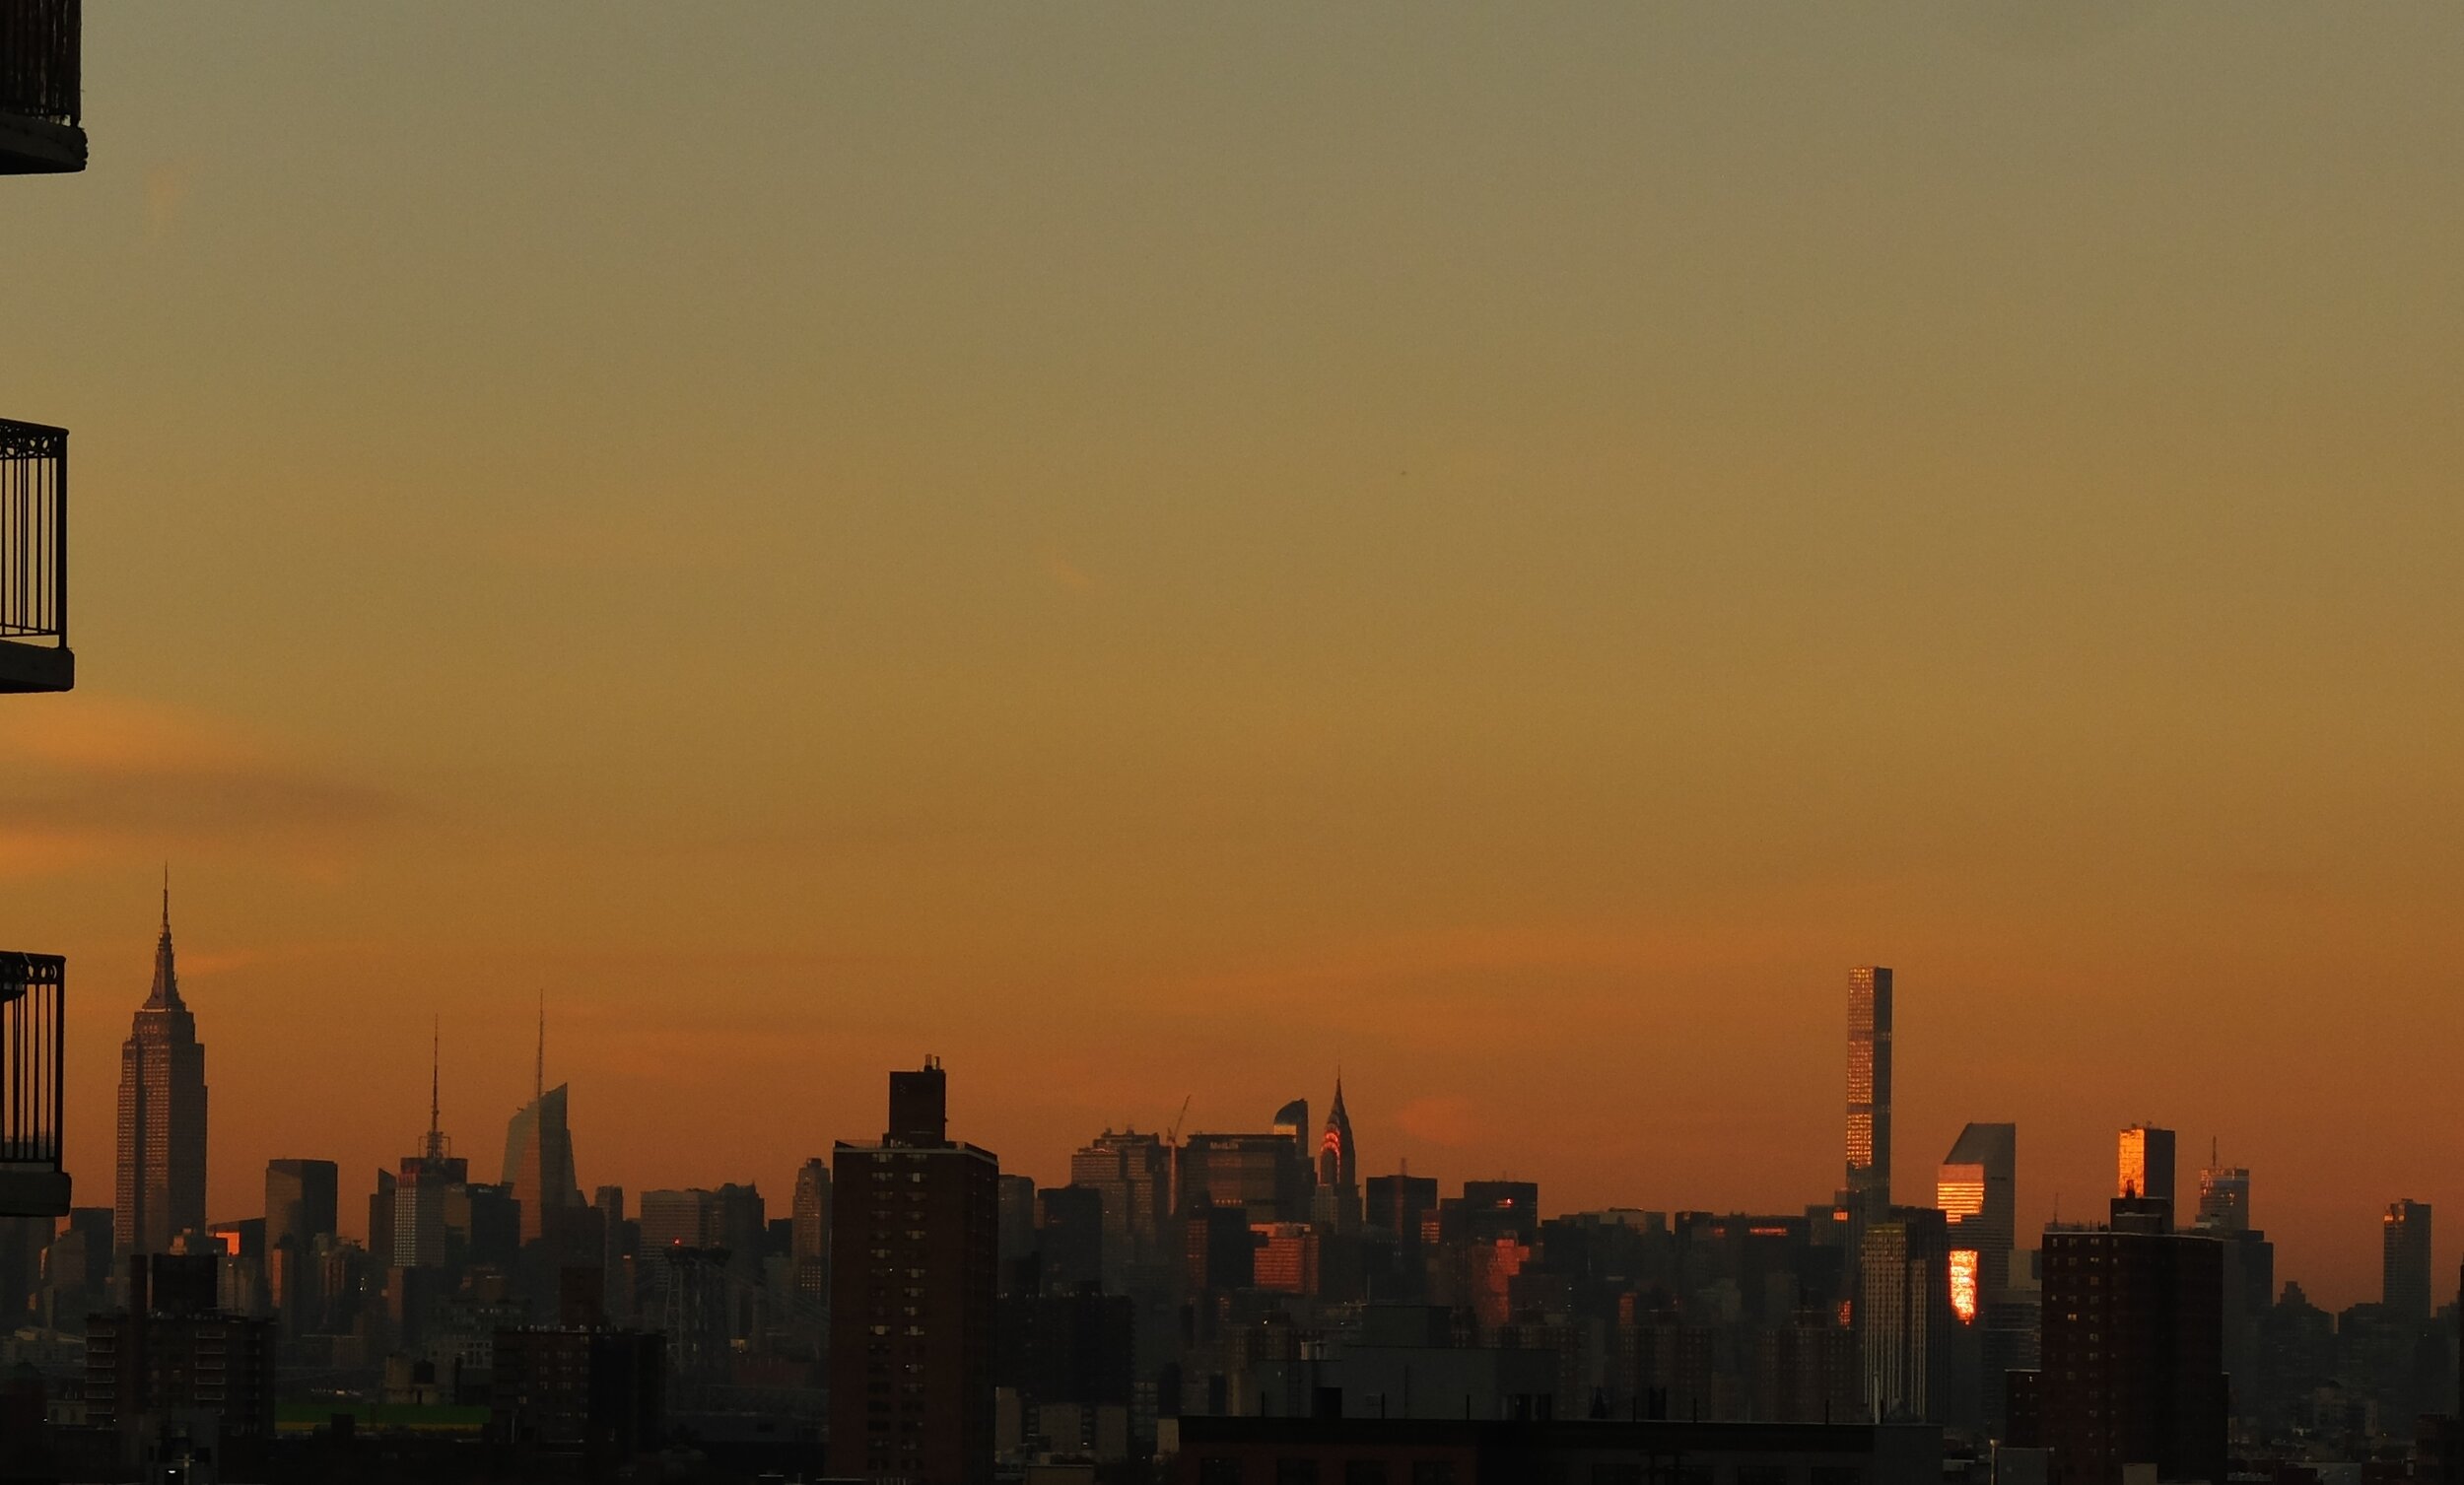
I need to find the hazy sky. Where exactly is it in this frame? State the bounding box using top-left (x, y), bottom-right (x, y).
top-left (5, 4), bottom-right (2462, 1307)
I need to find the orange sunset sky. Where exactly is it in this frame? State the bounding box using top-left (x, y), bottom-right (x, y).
top-left (5, 5), bottom-right (2463, 1309)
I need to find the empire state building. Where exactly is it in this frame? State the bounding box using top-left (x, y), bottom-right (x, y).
top-left (116, 888), bottom-right (208, 1255)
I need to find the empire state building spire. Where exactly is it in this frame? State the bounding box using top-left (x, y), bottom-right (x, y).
top-left (146, 866), bottom-right (182, 1009)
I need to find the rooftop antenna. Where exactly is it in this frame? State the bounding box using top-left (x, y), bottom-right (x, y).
top-left (424, 1016), bottom-right (446, 1161)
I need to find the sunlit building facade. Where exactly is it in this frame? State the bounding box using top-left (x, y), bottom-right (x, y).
top-left (2116, 1124), bottom-right (2175, 1208)
top-left (1936, 1121), bottom-right (2016, 1297)
top-left (1845, 968), bottom-right (1892, 1215)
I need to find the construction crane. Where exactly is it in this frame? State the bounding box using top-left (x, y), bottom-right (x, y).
top-left (1166, 1094), bottom-right (1193, 1145)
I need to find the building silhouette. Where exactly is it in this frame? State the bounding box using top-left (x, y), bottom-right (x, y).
top-left (1070, 1128), bottom-right (1171, 1291)
top-left (792, 1156), bottom-right (832, 1307)
top-left (502, 1083), bottom-right (583, 1242)
top-left (1313, 1078), bottom-right (1362, 1233)
top-left (263, 1158), bottom-right (338, 1333)
top-left (392, 1028), bottom-right (467, 1269)
top-left (2020, 1196), bottom-right (2225, 1485)
top-left (114, 888), bottom-right (208, 1257)
top-left (2116, 1124), bottom-right (2175, 1208)
top-left (1180, 1125), bottom-right (1312, 1226)
top-left (86, 1252), bottom-right (278, 1477)
top-left (830, 1056), bottom-right (998, 1485)
top-left (1845, 967), bottom-right (1892, 1215)
top-left (1857, 1206), bottom-right (1950, 1422)
top-left (2383, 1198), bottom-right (2433, 1322)
top-left (2195, 1157), bottom-right (2249, 1232)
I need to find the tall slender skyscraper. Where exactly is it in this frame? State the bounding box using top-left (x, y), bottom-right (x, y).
top-left (1846, 967), bottom-right (1893, 1214)
top-left (791, 1157), bottom-right (832, 1305)
top-left (394, 1023), bottom-right (466, 1269)
top-left (115, 883), bottom-right (208, 1256)
top-left (501, 996), bottom-right (583, 1244)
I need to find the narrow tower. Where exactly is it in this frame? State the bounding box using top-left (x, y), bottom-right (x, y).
top-left (116, 876), bottom-right (210, 1256)
top-left (1846, 966), bottom-right (1892, 1215)
top-left (501, 992), bottom-right (582, 1244)
top-left (1313, 1076), bottom-right (1361, 1233)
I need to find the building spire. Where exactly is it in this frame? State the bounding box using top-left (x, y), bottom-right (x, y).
top-left (424, 1016), bottom-right (447, 1161)
top-left (146, 867), bottom-right (182, 1009)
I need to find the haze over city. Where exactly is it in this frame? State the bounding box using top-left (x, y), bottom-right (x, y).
top-left (9, 1), bottom-right (2464, 1323)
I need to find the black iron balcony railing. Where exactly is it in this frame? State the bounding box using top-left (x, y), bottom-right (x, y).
top-left (0, 0), bottom-right (79, 126)
top-left (0, 952), bottom-right (67, 1219)
top-left (0, 0), bottom-right (82, 174)
top-left (0, 419), bottom-right (69, 693)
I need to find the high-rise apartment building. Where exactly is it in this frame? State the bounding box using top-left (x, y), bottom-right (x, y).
top-left (87, 1253), bottom-right (278, 1473)
top-left (1936, 1122), bottom-right (2016, 1301)
top-left (2383, 1199), bottom-right (2433, 1322)
top-left (2116, 1125), bottom-right (2175, 1209)
top-left (115, 891), bottom-right (208, 1256)
top-left (831, 1058), bottom-right (998, 1485)
top-left (1845, 968), bottom-right (1892, 1214)
top-left (2027, 1200), bottom-right (2225, 1485)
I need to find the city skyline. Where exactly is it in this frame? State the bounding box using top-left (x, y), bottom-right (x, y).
top-left (9, 5), bottom-right (2464, 1318)
top-left (56, 894), bottom-right (2452, 1312)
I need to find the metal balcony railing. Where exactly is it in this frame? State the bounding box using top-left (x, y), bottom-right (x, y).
top-left (0, 0), bottom-right (79, 126)
top-left (0, 952), bottom-right (67, 1218)
top-left (0, 419), bottom-right (69, 692)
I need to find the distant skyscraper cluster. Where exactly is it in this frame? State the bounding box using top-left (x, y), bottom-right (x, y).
top-left (11, 920), bottom-right (2451, 1485)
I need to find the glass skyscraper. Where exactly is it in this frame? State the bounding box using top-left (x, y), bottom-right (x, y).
top-left (1846, 967), bottom-right (1892, 1213)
